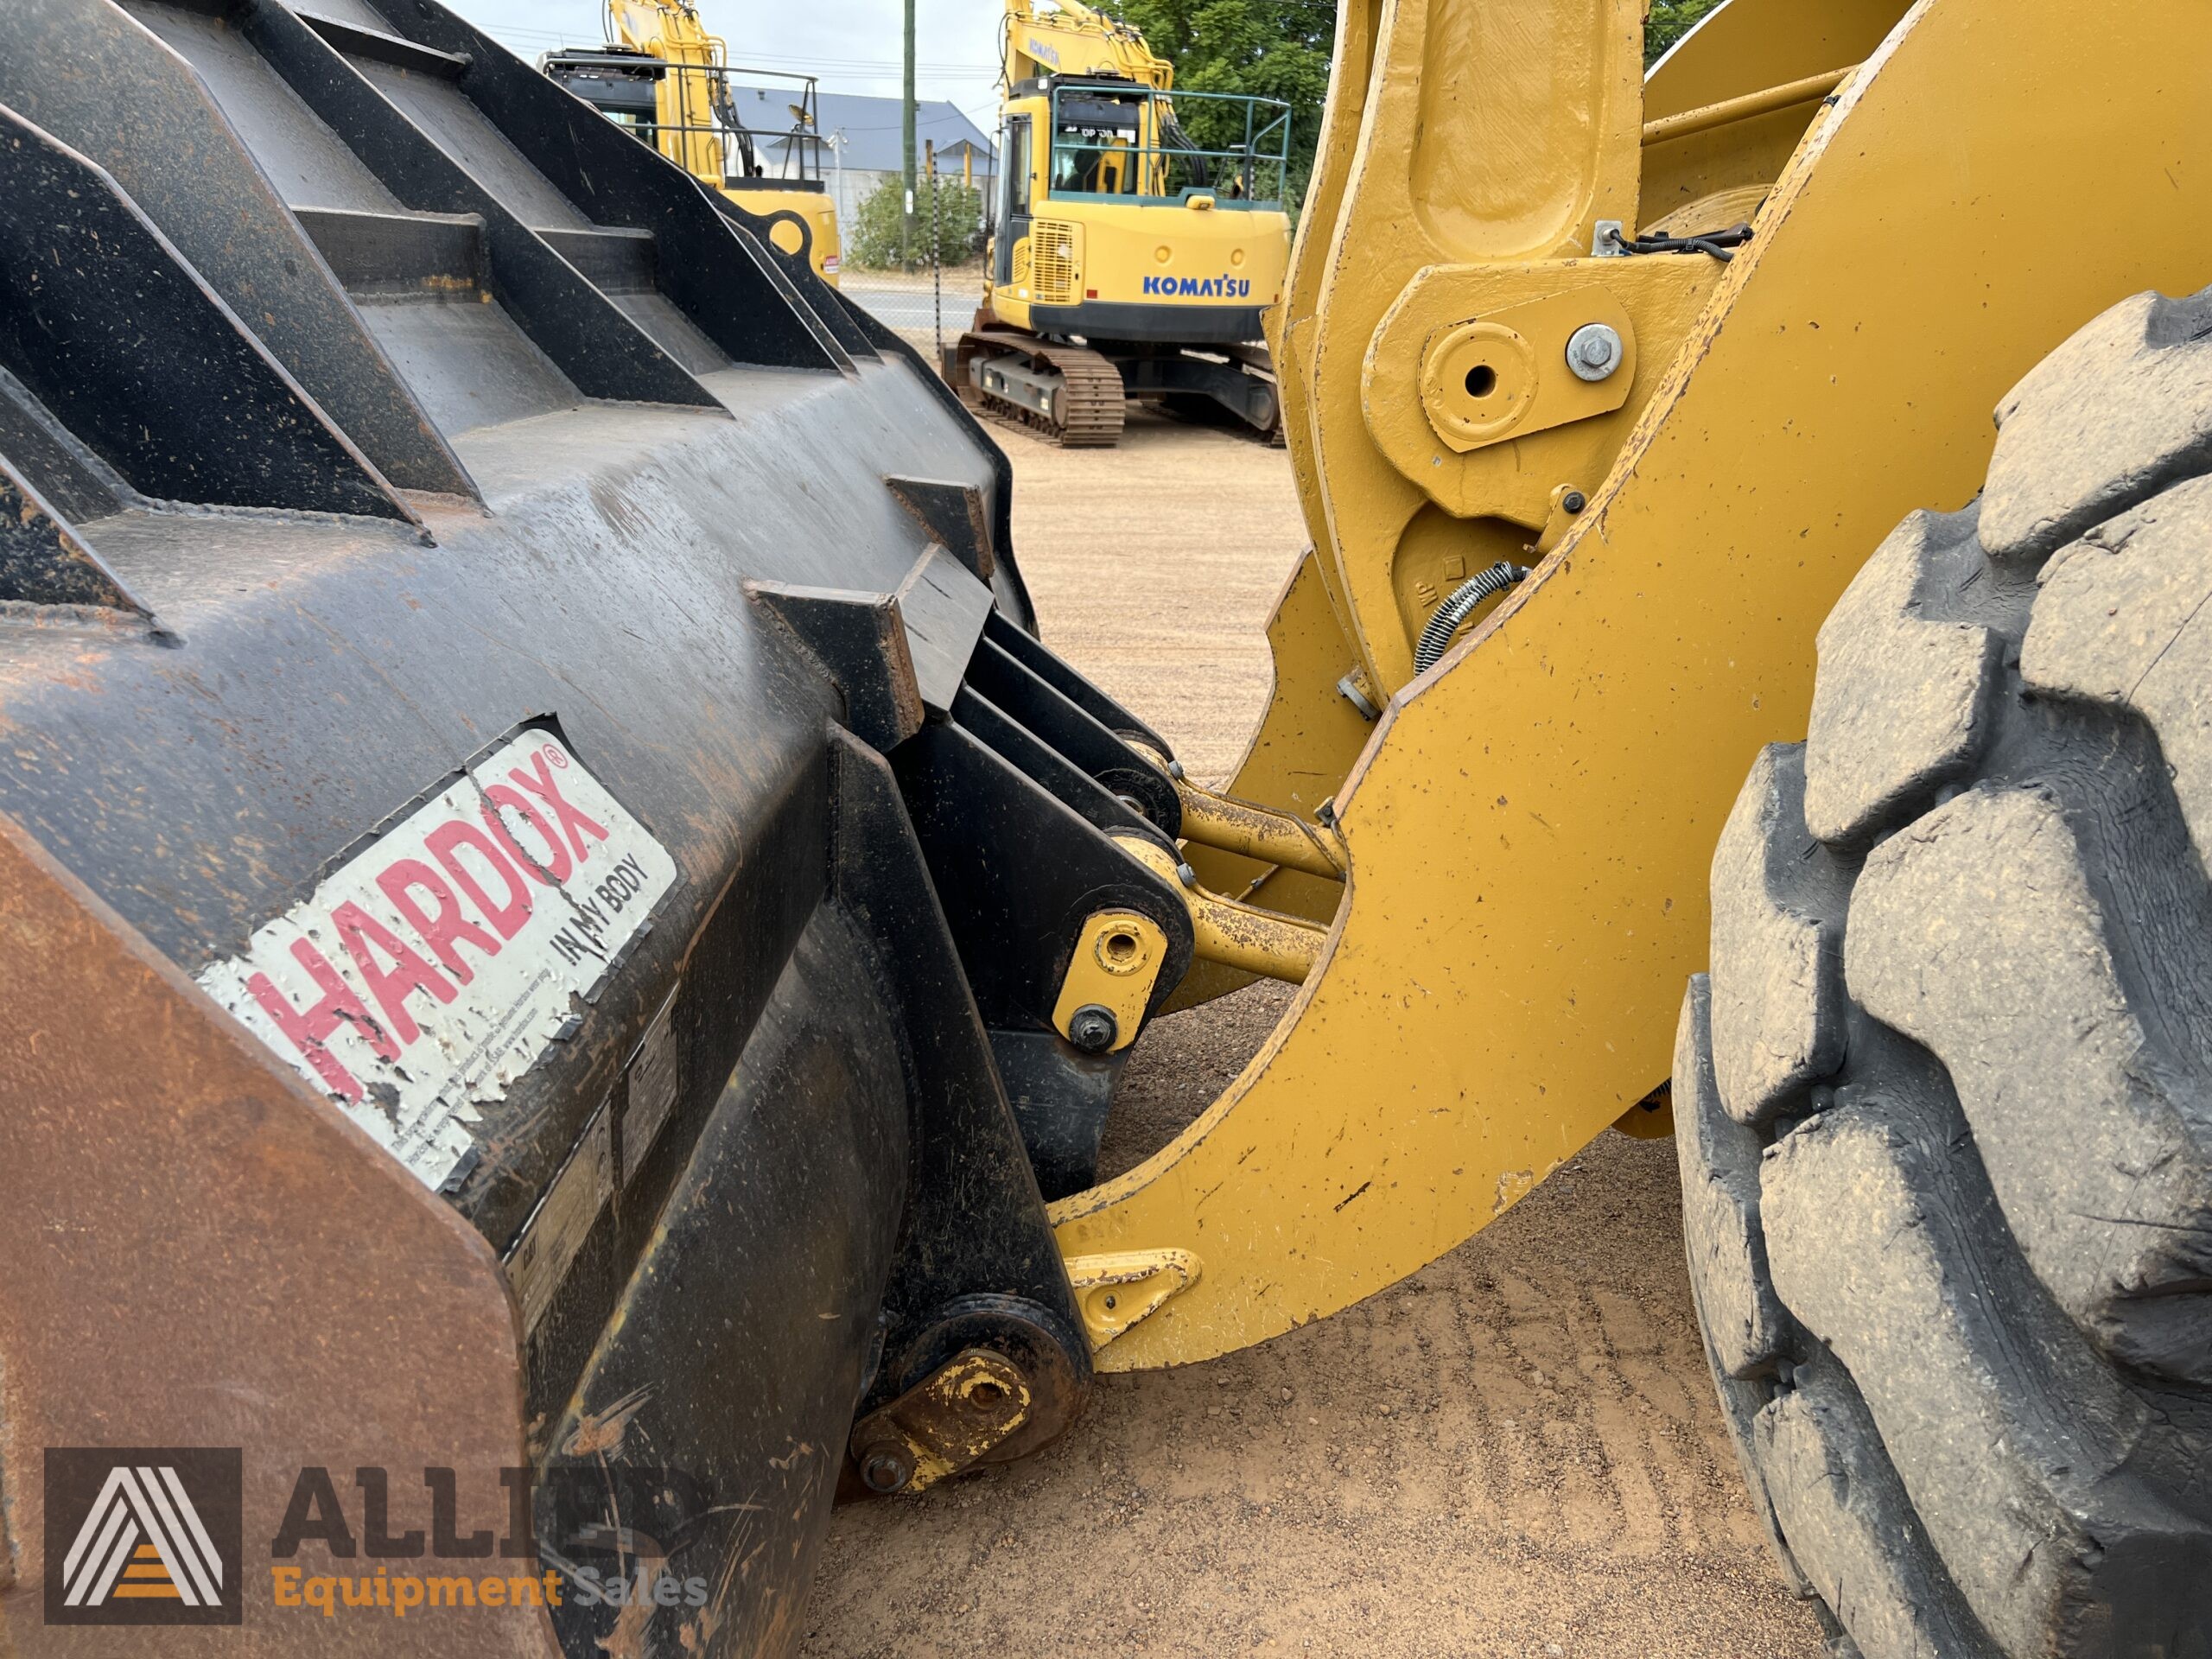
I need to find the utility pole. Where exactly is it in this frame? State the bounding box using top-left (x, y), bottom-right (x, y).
top-left (927, 139), bottom-right (942, 362)
top-left (901, 0), bottom-right (917, 269)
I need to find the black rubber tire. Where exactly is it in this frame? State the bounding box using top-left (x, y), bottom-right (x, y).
top-left (1680, 286), bottom-right (2212, 1659)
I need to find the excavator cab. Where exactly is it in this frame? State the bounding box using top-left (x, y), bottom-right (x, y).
top-left (987, 77), bottom-right (1287, 340)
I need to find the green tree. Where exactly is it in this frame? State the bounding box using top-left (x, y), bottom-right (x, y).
top-left (1116, 0), bottom-right (1333, 207)
top-left (848, 174), bottom-right (983, 270)
top-left (1645, 0), bottom-right (1726, 65)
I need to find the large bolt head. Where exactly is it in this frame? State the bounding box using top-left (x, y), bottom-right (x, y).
top-left (1566, 323), bottom-right (1624, 382)
top-left (1068, 1004), bottom-right (1119, 1054)
top-left (858, 1444), bottom-right (914, 1494)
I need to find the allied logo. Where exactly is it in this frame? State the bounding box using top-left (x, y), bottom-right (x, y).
top-left (44, 1449), bottom-right (243, 1625)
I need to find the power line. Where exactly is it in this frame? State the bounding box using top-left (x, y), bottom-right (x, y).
top-left (490, 24), bottom-right (992, 73)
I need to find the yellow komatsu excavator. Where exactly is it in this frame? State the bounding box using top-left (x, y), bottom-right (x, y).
top-left (949, 0), bottom-right (1294, 445)
top-left (543, 0), bottom-right (844, 283)
top-left (3, 1), bottom-right (2210, 1656)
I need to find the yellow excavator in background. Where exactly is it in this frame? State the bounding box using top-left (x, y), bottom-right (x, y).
top-left (949, 0), bottom-right (1293, 445)
top-left (542, 1), bottom-right (843, 283)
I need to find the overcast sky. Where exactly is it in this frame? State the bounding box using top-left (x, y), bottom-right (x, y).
top-left (448, 0), bottom-right (1005, 131)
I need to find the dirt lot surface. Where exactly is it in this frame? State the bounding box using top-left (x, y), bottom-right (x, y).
top-left (1001, 409), bottom-right (1308, 785)
top-left (799, 411), bottom-right (1827, 1657)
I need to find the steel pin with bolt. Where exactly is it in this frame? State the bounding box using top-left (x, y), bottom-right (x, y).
top-left (859, 1444), bottom-right (914, 1494)
top-left (1068, 1004), bottom-right (1119, 1053)
top-left (1565, 323), bottom-right (1624, 382)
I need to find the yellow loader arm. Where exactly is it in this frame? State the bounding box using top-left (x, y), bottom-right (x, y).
top-left (1054, 0), bottom-right (2212, 1369)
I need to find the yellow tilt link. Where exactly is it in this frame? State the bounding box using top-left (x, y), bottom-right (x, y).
top-left (1113, 835), bottom-right (1326, 984)
top-left (1170, 785), bottom-right (1346, 881)
top-left (1051, 909), bottom-right (1169, 1053)
top-left (1126, 741), bottom-right (1348, 881)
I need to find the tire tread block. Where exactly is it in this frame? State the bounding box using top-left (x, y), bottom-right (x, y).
top-left (1804, 511), bottom-right (2003, 847)
top-left (1847, 785), bottom-right (2212, 1381)
top-left (1762, 1102), bottom-right (2212, 1657)
top-left (1677, 976), bottom-right (1791, 1376)
top-left (1710, 745), bottom-right (1851, 1124)
top-left (2027, 473), bottom-right (2212, 869)
top-left (1754, 1357), bottom-right (2002, 1659)
top-left (1982, 286), bottom-right (2212, 569)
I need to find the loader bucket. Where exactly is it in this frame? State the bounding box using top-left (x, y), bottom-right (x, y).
top-left (0, 0), bottom-right (1207, 1650)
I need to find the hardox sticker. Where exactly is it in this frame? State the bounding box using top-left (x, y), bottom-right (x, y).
top-left (197, 730), bottom-right (677, 1190)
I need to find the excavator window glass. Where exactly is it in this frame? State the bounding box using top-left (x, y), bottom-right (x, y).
top-left (1052, 92), bottom-right (1144, 194)
top-left (540, 53), bottom-right (663, 125)
top-left (1045, 85), bottom-right (1290, 207)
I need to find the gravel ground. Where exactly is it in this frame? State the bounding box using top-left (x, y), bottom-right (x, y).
top-left (798, 404), bottom-right (1827, 1657)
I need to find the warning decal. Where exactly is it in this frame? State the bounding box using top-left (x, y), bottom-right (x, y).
top-left (197, 730), bottom-right (677, 1191)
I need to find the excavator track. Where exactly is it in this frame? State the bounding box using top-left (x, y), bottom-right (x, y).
top-left (956, 330), bottom-right (1128, 448)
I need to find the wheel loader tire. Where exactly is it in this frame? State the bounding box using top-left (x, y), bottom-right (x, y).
top-left (1680, 286), bottom-right (2212, 1659)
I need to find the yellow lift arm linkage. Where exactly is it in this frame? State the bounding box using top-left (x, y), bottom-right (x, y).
top-left (1054, 0), bottom-right (2212, 1368)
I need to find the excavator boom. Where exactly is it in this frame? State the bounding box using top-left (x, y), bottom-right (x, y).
top-left (1003, 0), bottom-right (1173, 89)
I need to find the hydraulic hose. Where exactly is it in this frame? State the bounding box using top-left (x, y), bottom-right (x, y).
top-left (1413, 562), bottom-right (1529, 673)
top-left (1160, 113), bottom-right (1211, 188)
